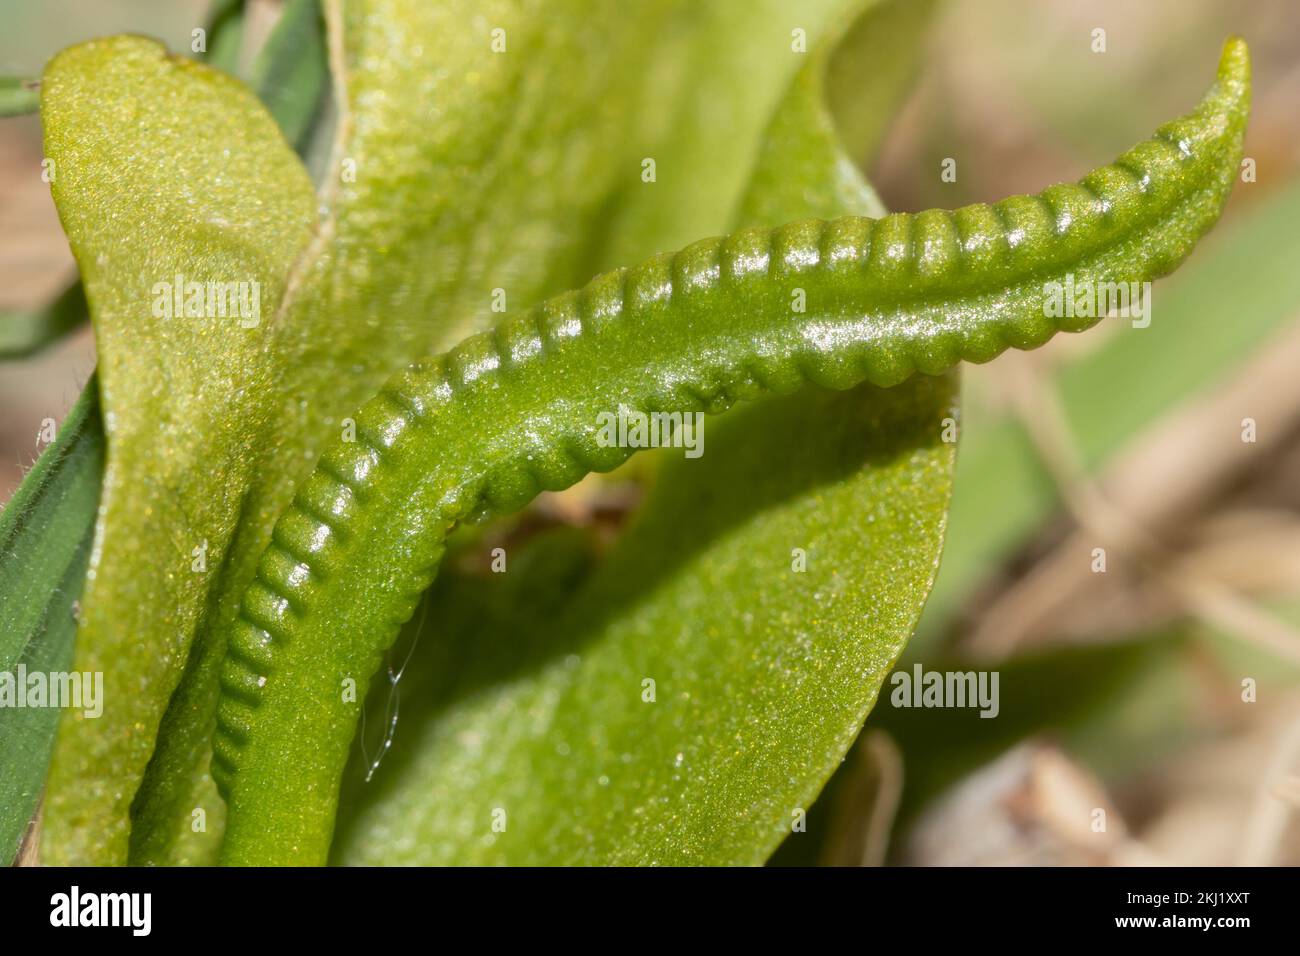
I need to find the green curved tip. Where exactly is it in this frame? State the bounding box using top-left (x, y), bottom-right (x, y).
top-left (1214, 36), bottom-right (1251, 116)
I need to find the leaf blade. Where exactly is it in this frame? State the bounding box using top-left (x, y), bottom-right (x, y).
top-left (0, 75), bottom-right (40, 116)
top-left (37, 36), bottom-right (318, 864)
top-left (248, 0), bottom-right (327, 151)
top-left (0, 281), bottom-right (87, 358)
top-left (0, 381), bottom-right (104, 864)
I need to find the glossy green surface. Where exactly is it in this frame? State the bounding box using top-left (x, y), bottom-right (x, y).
top-left (920, 175), bottom-right (1300, 647)
top-left (216, 39), bottom-right (1250, 864)
top-left (332, 0), bottom-right (953, 867)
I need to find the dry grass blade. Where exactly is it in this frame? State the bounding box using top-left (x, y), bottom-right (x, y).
top-left (962, 315), bottom-right (1300, 663)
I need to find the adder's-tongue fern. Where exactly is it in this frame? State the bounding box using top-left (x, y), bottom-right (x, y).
top-left (215, 39), bottom-right (1250, 865)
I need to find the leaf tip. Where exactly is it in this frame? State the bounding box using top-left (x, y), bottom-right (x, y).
top-left (1215, 36), bottom-right (1251, 114)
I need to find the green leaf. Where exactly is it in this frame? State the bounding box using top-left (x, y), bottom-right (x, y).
top-left (247, 0), bottom-right (327, 152)
top-left (596, 0), bottom-right (881, 268)
top-left (0, 380), bottom-right (104, 864)
top-left (0, 75), bottom-right (40, 116)
top-left (0, 2), bottom-right (344, 865)
top-left (823, 0), bottom-right (932, 172)
top-left (331, 378), bottom-right (956, 865)
top-left (0, 3), bottom-right (323, 363)
top-left (38, 35), bottom-right (319, 865)
top-left (204, 0), bottom-right (247, 78)
top-left (0, 281), bottom-right (87, 358)
top-left (330, 0), bottom-right (954, 866)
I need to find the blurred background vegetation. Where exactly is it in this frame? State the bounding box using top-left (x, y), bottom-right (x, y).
top-left (3, 0), bottom-right (1299, 865)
